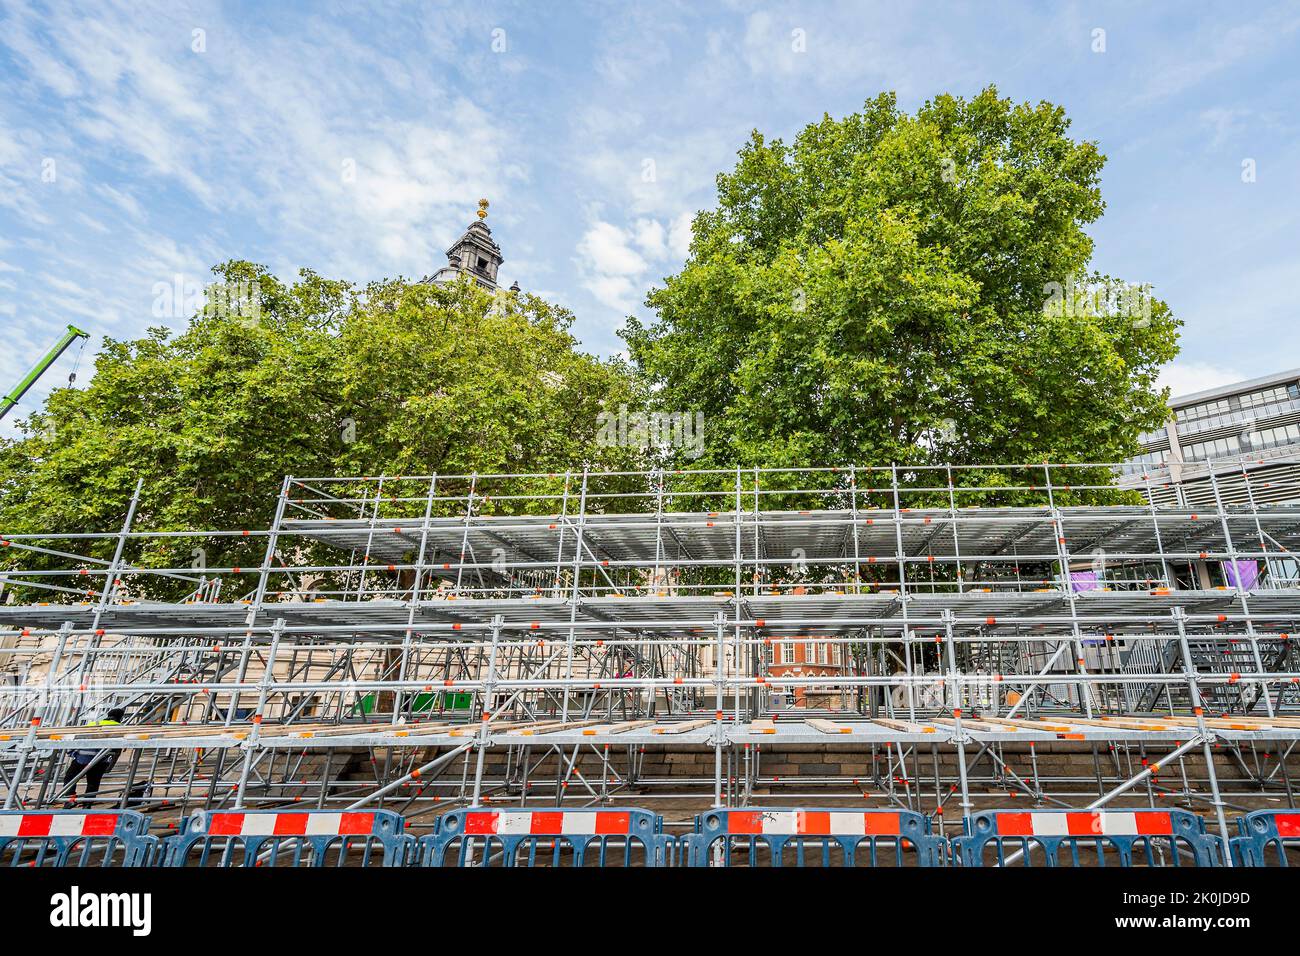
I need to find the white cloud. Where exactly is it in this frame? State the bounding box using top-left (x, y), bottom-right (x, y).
top-left (95, 184), bottom-right (144, 221)
top-left (582, 274), bottom-right (640, 312)
top-left (1212, 106), bottom-right (1291, 154)
top-left (668, 211), bottom-right (693, 260)
top-left (577, 222), bottom-right (648, 277)
top-left (0, 2), bottom-right (524, 286)
top-left (2, 0), bottom-right (1292, 399)
top-left (742, 11), bottom-right (806, 77)
top-left (1201, 108), bottom-right (1239, 147)
top-left (576, 221), bottom-right (647, 312)
top-left (2, 14), bottom-right (82, 96)
top-left (1136, 12), bottom-right (1300, 103)
top-left (633, 219), bottom-right (666, 259)
top-left (574, 210), bottom-right (701, 318)
top-left (1158, 361), bottom-right (1245, 399)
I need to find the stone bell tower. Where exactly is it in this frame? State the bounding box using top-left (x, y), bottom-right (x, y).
top-left (429, 199), bottom-right (504, 291)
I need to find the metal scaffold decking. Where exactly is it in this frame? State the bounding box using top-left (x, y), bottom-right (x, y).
top-left (2, 460), bottom-right (1300, 865)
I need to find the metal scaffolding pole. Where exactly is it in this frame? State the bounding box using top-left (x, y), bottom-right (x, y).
top-left (1, 460), bottom-right (1297, 825)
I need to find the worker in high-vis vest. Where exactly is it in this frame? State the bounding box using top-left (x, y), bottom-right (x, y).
top-left (63, 707), bottom-right (126, 804)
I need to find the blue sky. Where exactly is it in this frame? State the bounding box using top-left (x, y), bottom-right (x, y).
top-left (1, 0), bottom-right (1298, 435)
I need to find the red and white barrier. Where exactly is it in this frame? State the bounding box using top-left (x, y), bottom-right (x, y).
top-left (992, 811), bottom-right (1172, 837)
top-left (0, 813), bottom-right (120, 838)
top-left (462, 810), bottom-right (632, 835)
top-left (207, 812), bottom-right (377, 837)
top-left (1273, 814), bottom-right (1300, 837)
top-left (725, 810), bottom-right (904, 836)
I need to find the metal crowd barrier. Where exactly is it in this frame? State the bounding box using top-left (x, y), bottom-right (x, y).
top-left (0, 810), bottom-right (159, 867)
top-left (684, 808), bottom-right (948, 867)
top-left (1230, 810), bottom-right (1300, 866)
top-left (3, 805), bottom-right (1271, 869)
top-left (953, 809), bottom-right (1223, 867)
top-left (163, 809), bottom-right (413, 867)
top-left (419, 807), bottom-right (673, 867)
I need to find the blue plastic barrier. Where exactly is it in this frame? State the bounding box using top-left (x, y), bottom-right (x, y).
top-left (1230, 810), bottom-right (1300, 867)
top-left (164, 809), bottom-right (413, 867)
top-left (420, 807), bottom-right (673, 867)
top-left (953, 809), bottom-right (1222, 867)
top-left (685, 808), bottom-right (947, 867)
top-left (0, 810), bottom-right (159, 867)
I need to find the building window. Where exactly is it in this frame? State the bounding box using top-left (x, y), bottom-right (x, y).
top-left (1176, 397), bottom-right (1232, 424)
top-left (1122, 449), bottom-right (1168, 475)
top-left (1181, 435), bottom-right (1241, 462)
top-left (780, 643), bottom-right (794, 665)
top-left (1246, 423), bottom-right (1300, 451)
top-left (1239, 385), bottom-right (1291, 410)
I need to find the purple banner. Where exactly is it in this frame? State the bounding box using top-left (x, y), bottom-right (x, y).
top-left (1070, 570), bottom-right (1100, 592)
top-left (1222, 560), bottom-right (1260, 591)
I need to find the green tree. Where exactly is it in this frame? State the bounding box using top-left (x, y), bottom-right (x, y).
top-left (0, 263), bottom-right (641, 598)
top-left (624, 87), bottom-right (1179, 483)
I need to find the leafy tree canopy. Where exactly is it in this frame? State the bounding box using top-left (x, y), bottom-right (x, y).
top-left (0, 263), bottom-right (640, 595)
top-left (624, 87), bottom-right (1179, 481)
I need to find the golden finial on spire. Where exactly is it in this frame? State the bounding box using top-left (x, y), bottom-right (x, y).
top-left (477, 198), bottom-right (489, 220)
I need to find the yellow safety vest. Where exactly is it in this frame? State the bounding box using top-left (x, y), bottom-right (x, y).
top-left (73, 719), bottom-right (121, 761)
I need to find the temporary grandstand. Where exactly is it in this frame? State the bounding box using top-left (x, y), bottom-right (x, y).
top-left (2, 458), bottom-right (1299, 867)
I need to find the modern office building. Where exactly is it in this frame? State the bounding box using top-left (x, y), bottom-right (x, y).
top-left (1121, 368), bottom-right (1300, 506)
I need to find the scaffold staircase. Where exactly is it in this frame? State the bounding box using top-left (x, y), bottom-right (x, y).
top-left (1126, 636), bottom-right (1295, 714)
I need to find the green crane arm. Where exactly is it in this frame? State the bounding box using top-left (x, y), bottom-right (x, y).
top-left (0, 324), bottom-right (90, 423)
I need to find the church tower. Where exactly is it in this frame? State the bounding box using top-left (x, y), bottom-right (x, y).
top-left (429, 199), bottom-right (505, 290)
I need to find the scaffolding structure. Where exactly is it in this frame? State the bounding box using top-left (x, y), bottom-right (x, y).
top-left (2, 460), bottom-right (1300, 851)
